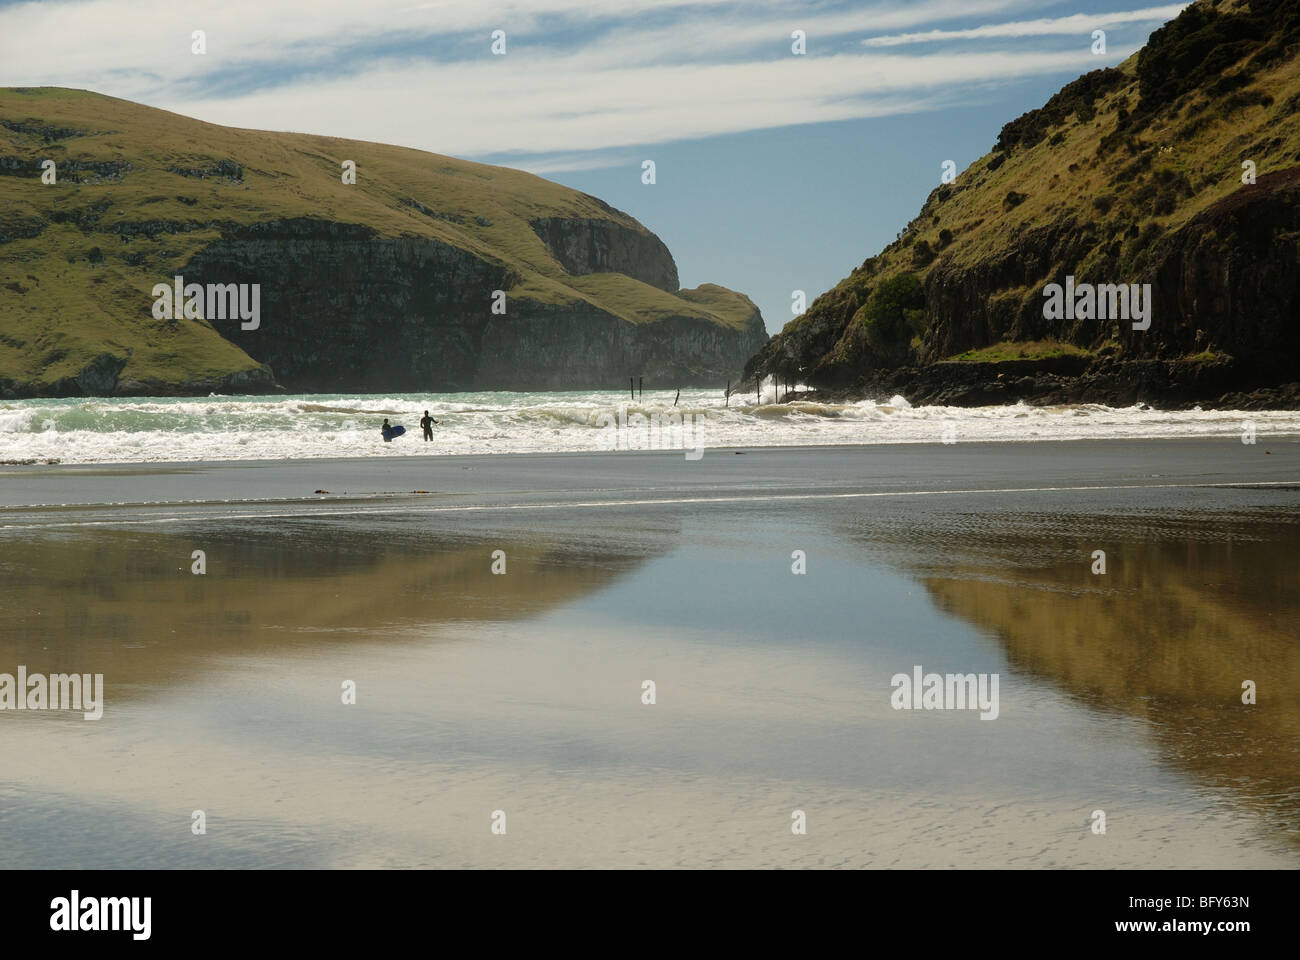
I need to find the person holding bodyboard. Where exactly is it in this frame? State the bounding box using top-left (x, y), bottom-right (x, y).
top-left (381, 418), bottom-right (406, 442)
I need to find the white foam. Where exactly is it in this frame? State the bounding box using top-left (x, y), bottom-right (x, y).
top-left (0, 390), bottom-right (1296, 464)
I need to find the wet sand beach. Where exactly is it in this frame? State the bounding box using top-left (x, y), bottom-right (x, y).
top-left (1, 438), bottom-right (1297, 867)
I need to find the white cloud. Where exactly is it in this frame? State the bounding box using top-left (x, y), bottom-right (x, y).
top-left (0, 0), bottom-right (1151, 162)
top-left (500, 152), bottom-right (636, 175)
top-left (157, 47), bottom-right (1134, 158)
top-left (863, 4), bottom-right (1189, 47)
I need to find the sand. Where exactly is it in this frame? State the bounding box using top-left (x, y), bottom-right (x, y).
top-left (1, 438), bottom-right (1297, 867)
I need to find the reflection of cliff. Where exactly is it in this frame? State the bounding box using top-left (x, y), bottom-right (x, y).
top-left (0, 524), bottom-right (657, 698)
top-left (913, 513), bottom-right (1300, 843)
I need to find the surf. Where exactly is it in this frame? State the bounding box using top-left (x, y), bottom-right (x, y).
top-left (1, 390), bottom-right (1298, 465)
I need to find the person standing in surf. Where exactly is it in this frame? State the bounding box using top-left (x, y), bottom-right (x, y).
top-left (420, 410), bottom-right (439, 441)
top-left (381, 418), bottom-right (393, 442)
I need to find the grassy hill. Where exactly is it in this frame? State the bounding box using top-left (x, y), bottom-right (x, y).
top-left (0, 88), bottom-right (765, 396)
top-left (747, 0), bottom-right (1300, 408)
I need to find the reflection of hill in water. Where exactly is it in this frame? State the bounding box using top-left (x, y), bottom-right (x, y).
top-left (855, 507), bottom-right (1300, 846)
top-left (0, 522), bottom-right (657, 699)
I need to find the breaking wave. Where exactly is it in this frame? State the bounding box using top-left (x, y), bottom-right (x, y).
top-left (1, 389), bottom-right (1297, 464)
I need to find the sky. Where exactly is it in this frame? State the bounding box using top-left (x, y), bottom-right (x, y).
top-left (0, 0), bottom-right (1190, 333)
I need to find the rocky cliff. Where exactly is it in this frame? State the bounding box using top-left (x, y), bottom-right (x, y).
top-left (529, 215), bottom-right (679, 293)
top-left (746, 0), bottom-right (1300, 409)
top-left (0, 88), bottom-right (766, 397)
top-left (182, 219), bottom-right (756, 392)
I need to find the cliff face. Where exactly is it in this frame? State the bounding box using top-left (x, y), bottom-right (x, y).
top-left (1146, 167), bottom-right (1300, 373)
top-left (747, 0), bottom-right (1300, 408)
top-left (184, 219), bottom-right (763, 392)
top-left (0, 88), bottom-right (765, 397)
top-left (530, 217), bottom-right (679, 293)
top-left (917, 168), bottom-right (1300, 377)
top-left (184, 220), bottom-right (511, 394)
top-left (474, 299), bottom-right (767, 389)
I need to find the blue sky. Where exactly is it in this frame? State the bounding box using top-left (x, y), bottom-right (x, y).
top-left (0, 0), bottom-right (1188, 333)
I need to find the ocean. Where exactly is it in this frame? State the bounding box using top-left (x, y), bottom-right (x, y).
top-left (4, 389), bottom-right (1300, 464)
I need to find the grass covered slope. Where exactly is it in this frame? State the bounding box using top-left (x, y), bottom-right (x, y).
top-left (748, 0), bottom-right (1300, 407)
top-left (0, 88), bottom-right (764, 396)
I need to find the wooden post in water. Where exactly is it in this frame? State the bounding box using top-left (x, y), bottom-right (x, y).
top-left (630, 377), bottom-right (635, 401)
top-left (674, 388), bottom-right (680, 407)
top-left (725, 380), bottom-right (730, 407)
top-left (756, 375), bottom-right (760, 403)
top-left (639, 376), bottom-right (643, 401)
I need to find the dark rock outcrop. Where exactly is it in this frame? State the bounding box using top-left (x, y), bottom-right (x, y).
top-left (530, 217), bottom-right (679, 293)
top-left (474, 300), bottom-right (767, 389)
top-left (182, 218), bottom-right (760, 392)
top-left (832, 355), bottom-right (1300, 410)
top-left (112, 365), bottom-right (277, 397)
top-left (1143, 167), bottom-right (1300, 377)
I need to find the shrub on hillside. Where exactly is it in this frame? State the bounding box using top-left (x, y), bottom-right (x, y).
top-left (994, 68), bottom-right (1127, 154)
top-left (861, 273), bottom-right (926, 366)
top-left (1136, 0), bottom-right (1299, 119)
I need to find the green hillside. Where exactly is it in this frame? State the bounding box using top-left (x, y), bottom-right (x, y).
top-left (0, 87), bottom-right (764, 395)
top-left (747, 0), bottom-right (1300, 407)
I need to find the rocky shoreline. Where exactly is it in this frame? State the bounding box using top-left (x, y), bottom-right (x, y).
top-left (798, 355), bottom-right (1300, 410)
